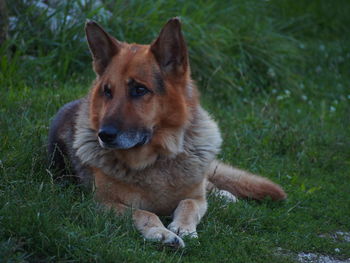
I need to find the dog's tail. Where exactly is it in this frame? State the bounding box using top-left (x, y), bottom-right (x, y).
top-left (207, 160), bottom-right (286, 201)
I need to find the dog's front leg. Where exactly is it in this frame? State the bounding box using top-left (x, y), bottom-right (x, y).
top-left (103, 201), bottom-right (185, 248)
top-left (167, 197), bottom-right (207, 238)
top-left (133, 209), bottom-right (185, 248)
top-left (94, 168), bottom-right (185, 248)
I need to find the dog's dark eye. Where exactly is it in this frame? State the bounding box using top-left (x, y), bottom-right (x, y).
top-left (103, 84), bottom-right (112, 99)
top-left (129, 84), bottom-right (150, 98)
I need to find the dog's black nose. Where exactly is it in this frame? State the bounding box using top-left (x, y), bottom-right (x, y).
top-left (98, 126), bottom-right (118, 143)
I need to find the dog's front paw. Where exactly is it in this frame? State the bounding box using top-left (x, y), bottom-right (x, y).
top-left (145, 226), bottom-right (185, 248)
top-left (168, 222), bottom-right (198, 238)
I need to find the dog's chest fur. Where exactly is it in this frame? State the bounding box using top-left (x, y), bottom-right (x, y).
top-left (72, 98), bottom-right (222, 212)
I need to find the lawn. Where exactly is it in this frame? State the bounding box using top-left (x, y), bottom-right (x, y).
top-left (1, 0), bottom-right (349, 262)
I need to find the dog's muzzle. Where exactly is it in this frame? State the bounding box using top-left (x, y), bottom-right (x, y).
top-left (98, 125), bottom-right (152, 149)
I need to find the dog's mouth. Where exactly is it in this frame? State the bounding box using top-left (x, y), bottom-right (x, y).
top-left (98, 128), bottom-right (152, 150)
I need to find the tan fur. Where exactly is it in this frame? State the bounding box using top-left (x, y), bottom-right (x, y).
top-left (75, 100), bottom-right (221, 216)
top-left (48, 18), bottom-right (286, 248)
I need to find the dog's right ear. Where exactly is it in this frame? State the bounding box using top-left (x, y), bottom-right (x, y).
top-left (85, 20), bottom-right (120, 76)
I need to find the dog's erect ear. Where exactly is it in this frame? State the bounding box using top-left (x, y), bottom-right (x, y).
top-left (85, 20), bottom-right (120, 76)
top-left (151, 18), bottom-right (188, 76)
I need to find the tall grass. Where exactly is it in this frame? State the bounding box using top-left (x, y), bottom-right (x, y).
top-left (4, 0), bottom-right (349, 96)
top-left (2, 0), bottom-right (306, 92)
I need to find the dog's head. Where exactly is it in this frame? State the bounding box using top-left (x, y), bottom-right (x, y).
top-left (85, 18), bottom-right (198, 169)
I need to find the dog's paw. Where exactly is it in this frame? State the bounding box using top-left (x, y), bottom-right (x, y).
top-left (214, 190), bottom-right (238, 203)
top-left (167, 222), bottom-right (198, 238)
top-left (145, 227), bottom-right (185, 248)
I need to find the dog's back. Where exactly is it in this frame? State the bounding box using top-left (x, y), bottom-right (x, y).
top-left (48, 99), bottom-right (93, 184)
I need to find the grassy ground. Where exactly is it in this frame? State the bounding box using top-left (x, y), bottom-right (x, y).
top-left (1, 0), bottom-right (349, 262)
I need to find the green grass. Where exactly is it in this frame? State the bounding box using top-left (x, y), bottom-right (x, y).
top-left (1, 0), bottom-right (350, 262)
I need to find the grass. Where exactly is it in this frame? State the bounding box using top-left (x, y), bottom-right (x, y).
top-left (1, 0), bottom-right (350, 262)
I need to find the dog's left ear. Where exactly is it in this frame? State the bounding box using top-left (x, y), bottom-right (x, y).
top-left (151, 18), bottom-right (188, 77)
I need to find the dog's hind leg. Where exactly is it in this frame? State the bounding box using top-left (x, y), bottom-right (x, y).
top-left (167, 197), bottom-right (207, 238)
top-left (206, 181), bottom-right (238, 203)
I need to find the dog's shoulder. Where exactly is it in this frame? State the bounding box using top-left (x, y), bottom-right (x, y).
top-left (184, 106), bottom-right (222, 162)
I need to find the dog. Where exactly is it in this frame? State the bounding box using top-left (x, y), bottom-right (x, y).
top-left (48, 17), bottom-right (286, 248)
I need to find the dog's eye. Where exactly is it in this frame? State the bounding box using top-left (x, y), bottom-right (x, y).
top-left (129, 84), bottom-right (150, 98)
top-left (103, 84), bottom-right (112, 99)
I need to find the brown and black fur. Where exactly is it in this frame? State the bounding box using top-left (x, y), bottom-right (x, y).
top-left (48, 18), bottom-right (286, 248)
top-left (48, 99), bottom-right (93, 185)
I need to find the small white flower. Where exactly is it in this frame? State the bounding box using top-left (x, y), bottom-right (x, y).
top-left (272, 89), bottom-right (277, 94)
top-left (285, 90), bottom-right (291, 96)
top-left (347, 94), bottom-right (350, 99)
top-left (297, 109), bottom-right (301, 114)
top-left (276, 95), bottom-right (284, 101)
top-left (301, 95), bottom-right (308, 101)
top-left (330, 106), bottom-right (336, 112)
top-left (267, 68), bottom-right (276, 78)
top-left (319, 44), bottom-right (325, 51)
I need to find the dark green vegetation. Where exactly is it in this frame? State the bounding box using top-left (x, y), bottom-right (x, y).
top-left (1, 0), bottom-right (349, 262)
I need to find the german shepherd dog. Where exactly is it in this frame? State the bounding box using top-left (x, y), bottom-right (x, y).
top-left (48, 18), bottom-right (286, 248)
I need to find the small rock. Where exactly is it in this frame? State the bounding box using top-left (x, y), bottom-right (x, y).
top-left (297, 252), bottom-right (350, 263)
top-left (335, 231), bottom-right (350, 242)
